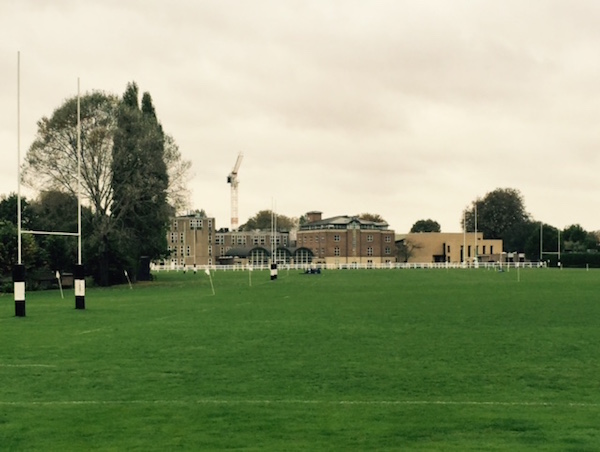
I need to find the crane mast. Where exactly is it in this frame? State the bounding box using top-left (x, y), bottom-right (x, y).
top-left (227, 152), bottom-right (243, 231)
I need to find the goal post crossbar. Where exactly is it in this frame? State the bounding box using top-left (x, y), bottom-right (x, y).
top-left (21, 229), bottom-right (79, 237)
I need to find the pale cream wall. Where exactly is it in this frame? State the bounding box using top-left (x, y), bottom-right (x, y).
top-left (400, 232), bottom-right (503, 263)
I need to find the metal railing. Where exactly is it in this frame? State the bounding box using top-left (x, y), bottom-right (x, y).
top-left (151, 261), bottom-right (548, 272)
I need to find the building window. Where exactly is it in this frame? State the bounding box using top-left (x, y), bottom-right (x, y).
top-left (385, 235), bottom-right (391, 243)
top-left (367, 235), bottom-right (373, 242)
top-left (367, 247), bottom-right (373, 256)
top-left (173, 221), bottom-right (178, 230)
top-left (490, 245), bottom-right (494, 255)
top-left (483, 245), bottom-right (486, 255)
top-left (208, 245), bottom-right (212, 256)
top-left (207, 219), bottom-right (212, 230)
top-left (334, 246), bottom-right (340, 256)
top-left (447, 245), bottom-right (451, 253)
top-left (334, 234), bottom-right (340, 242)
top-left (385, 247), bottom-right (391, 255)
top-left (170, 232), bottom-right (177, 243)
top-left (186, 245), bottom-right (191, 256)
top-left (180, 232), bottom-right (185, 243)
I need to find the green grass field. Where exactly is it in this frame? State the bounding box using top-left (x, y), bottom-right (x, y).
top-left (1, 268), bottom-right (600, 451)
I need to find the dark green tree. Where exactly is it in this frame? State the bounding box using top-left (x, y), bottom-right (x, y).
top-left (0, 194), bottom-right (45, 282)
top-left (562, 224), bottom-right (597, 252)
top-left (0, 193), bottom-right (36, 228)
top-left (502, 220), bottom-right (539, 257)
top-left (523, 223), bottom-right (561, 261)
top-left (410, 219), bottom-right (441, 233)
top-left (462, 188), bottom-right (531, 250)
top-left (28, 190), bottom-right (82, 274)
top-left (22, 84), bottom-right (187, 286)
top-left (358, 213), bottom-right (386, 223)
top-left (0, 220), bottom-right (40, 280)
top-left (111, 83), bottom-right (170, 281)
top-left (239, 210), bottom-right (297, 231)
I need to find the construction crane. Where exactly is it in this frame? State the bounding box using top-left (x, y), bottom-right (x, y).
top-left (227, 152), bottom-right (243, 231)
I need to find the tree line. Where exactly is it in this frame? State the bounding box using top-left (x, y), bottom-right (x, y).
top-left (1, 92), bottom-right (597, 288)
top-left (1, 82), bottom-right (191, 288)
top-left (409, 188), bottom-right (599, 260)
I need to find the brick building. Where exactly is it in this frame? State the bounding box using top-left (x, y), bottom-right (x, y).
top-left (296, 211), bottom-right (396, 266)
top-left (165, 211), bottom-right (397, 268)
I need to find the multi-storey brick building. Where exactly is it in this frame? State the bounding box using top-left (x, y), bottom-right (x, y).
top-left (164, 211), bottom-right (397, 268)
top-left (296, 211), bottom-right (396, 266)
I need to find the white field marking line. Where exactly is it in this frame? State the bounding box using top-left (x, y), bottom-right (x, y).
top-left (76, 328), bottom-right (104, 335)
top-left (0, 364), bottom-right (57, 368)
top-left (0, 399), bottom-right (599, 408)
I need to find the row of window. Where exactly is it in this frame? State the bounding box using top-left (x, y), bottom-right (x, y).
top-left (446, 245), bottom-right (495, 257)
top-left (172, 219), bottom-right (213, 230)
top-left (330, 246), bottom-right (392, 256)
top-left (301, 234), bottom-right (393, 243)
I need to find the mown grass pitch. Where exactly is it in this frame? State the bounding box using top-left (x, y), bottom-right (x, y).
top-left (1, 268), bottom-right (600, 450)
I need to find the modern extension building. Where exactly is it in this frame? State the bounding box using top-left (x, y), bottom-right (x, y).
top-left (396, 232), bottom-right (503, 264)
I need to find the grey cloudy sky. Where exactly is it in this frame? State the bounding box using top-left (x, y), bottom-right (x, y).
top-left (1, 0), bottom-right (599, 233)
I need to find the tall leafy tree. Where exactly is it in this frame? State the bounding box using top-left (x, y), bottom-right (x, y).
top-left (22, 84), bottom-right (188, 285)
top-left (239, 210), bottom-right (297, 231)
top-left (111, 83), bottom-right (170, 280)
top-left (410, 219), bottom-right (441, 233)
top-left (562, 224), bottom-right (597, 252)
top-left (462, 188), bottom-right (531, 244)
top-left (23, 92), bottom-right (120, 216)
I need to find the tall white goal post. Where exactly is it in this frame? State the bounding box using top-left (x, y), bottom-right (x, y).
top-left (13, 53), bottom-right (85, 316)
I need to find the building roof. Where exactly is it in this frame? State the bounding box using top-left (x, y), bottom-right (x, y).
top-left (300, 215), bottom-right (389, 231)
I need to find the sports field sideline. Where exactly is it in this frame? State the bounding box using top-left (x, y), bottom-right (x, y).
top-left (1, 268), bottom-right (599, 450)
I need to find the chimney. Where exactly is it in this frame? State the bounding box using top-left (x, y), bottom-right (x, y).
top-left (306, 211), bottom-right (322, 223)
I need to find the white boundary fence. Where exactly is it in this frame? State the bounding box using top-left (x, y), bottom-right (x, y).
top-left (151, 261), bottom-right (548, 273)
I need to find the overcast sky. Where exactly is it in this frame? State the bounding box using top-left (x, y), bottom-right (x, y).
top-left (2, 0), bottom-right (599, 233)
